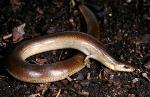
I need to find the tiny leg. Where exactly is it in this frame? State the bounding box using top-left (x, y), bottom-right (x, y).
top-left (84, 55), bottom-right (92, 68)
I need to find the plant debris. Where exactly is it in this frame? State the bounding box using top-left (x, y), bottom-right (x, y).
top-left (0, 0), bottom-right (150, 97)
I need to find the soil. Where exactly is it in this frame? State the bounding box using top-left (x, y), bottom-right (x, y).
top-left (0, 0), bottom-right (150, 97)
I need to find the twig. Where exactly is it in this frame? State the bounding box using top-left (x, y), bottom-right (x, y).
top-left (56, 89), bottom-right (61, 97)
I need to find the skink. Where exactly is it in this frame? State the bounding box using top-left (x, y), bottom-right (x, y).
top-left (7, 4), bottom-right (135, 83)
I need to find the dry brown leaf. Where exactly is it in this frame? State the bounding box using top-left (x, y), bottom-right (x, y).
top-left (12, 23), bottom-right (25, 43)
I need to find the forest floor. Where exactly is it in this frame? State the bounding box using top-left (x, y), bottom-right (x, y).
top-left (0, 0), bottom-right (150, 97)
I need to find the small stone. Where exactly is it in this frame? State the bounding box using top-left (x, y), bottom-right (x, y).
top-left (132, 78), bottom-right (139, 83)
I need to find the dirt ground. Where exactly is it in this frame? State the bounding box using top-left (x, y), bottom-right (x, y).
top-left (0, 0), bottom-right (150, 97)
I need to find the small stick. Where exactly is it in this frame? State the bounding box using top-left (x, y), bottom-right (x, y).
top-left (56, 89), bottom-right (61, 97)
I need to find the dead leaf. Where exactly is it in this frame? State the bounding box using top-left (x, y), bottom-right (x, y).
top-left (12, 23), bottom-right (25, 43)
